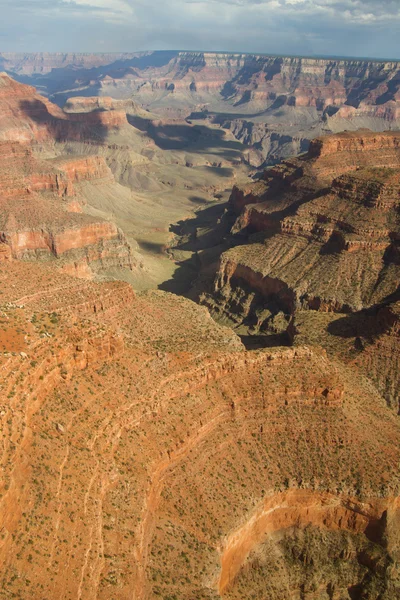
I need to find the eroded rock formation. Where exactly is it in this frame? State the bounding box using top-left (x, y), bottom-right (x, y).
top-left (0, 261), bottom-right (399, 599)
top-left (5, 51), bottom-right (400, 165)
top-left (205, 130), bottom-right (400, 321)
top-left (200, 129), bottom-right (400, 421)
top-left (0, 138), bottom-right (134, 275)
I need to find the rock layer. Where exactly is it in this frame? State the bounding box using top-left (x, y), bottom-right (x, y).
top-left (0, 262), bottom-right (399, 599)
top-left (204, 130), bottom-right (400, 329)
top-left (0, 74), bottom-right (135, 276)
top-left (219, 490), bottom-right (399, 595)
top-left (5, 51), bottom-right (400, 164)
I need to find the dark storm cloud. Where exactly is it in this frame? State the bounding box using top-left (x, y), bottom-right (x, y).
top-left (0, 0), bottom-right (399, 58)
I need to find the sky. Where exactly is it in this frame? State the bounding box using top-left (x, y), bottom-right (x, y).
top-left (0, 0), bottom-right (399, 59)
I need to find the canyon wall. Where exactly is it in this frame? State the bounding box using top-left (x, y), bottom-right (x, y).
top-left (0, 52), bottom-right (155, 74)
top-left (0, 73), bottom-right (137, 277)
top-left (4, 51), bottom-right (400, 165)
top-left (0, 261), bottom-right (399, 600)
top-left (200, 129), bottom-right (400, 417)
top-left (0, 58), bottom-right (399, 600)
top-left (205, 130), bottom-right (400, 323)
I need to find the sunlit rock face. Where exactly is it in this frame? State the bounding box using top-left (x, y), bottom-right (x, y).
top-left (0, 73), bottom-right (136, 276)
top-left (0, 261), bottom-right (399, 600)
top-left (202, 129), bottom-right (400, 420)
top-left (206, 130), bottom-right (400, 319)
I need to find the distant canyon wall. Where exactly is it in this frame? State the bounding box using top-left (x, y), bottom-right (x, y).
top-left (3, 51), bottom-right (399, 165)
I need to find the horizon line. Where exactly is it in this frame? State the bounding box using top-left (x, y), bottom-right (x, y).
top-left (1, 49), bottom-right (400, 64)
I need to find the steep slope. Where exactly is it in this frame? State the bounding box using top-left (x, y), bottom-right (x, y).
top-left (197, 129), bottom-right (400, 418)
top-left (0, 72), bottom-right (137, 278)
top-left (292, 300), bottom-right (400, 414)
top-left (0, 71), bottom-right (126, 144)
top-left (204, 130), bottom-right (400, 325)
top-left (0, 139), bottom-right (134, 278)
top-left (0, 261), bottom-right (399, 600)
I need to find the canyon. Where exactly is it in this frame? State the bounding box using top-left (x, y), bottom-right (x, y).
top-left (2, 51), bottom-right (400, 166)
top-left (0, 61), bottom-right (399, 600)
top-left (208, 130), bottom-right (400, 314)
top-left (0, 70), bottom-right (248, 287)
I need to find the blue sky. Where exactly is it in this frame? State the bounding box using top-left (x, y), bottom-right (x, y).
top-left (0, 0), bottom-right (399, 59)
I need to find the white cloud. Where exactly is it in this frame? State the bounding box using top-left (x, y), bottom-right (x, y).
top-left (0, 0), bottom-right (399, 57)
top-left (69, 0), bottom-right (134, 16)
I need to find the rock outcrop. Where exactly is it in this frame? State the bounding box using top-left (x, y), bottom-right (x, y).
top-left (199, 129), bottom-right (400, 421)
top-left (63, 95), bottom-right (142, 115)
top-left (0, 142), bottom-right (134, 274)
top-left (356, 302), bottom-right (400, 413)
top-left (0, 74), bottom-right (136, 277)
top-left (0, 72), bottom-right (130, 144)
top-left (0, 71), bottom-right (66, 143)
top-left (204, 130), bottom-right (400, 330)
top-left (219, 490), bottom-right (400, 597)
top-left (292, 300), bottom-right (400, 415)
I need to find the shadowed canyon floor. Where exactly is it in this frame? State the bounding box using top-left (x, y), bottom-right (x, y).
top-left (0, 70), bottom-right (399, 600)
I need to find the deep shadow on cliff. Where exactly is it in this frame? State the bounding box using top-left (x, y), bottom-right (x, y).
top-left (19, 98), bottom-right (109, 143)
top-left (168, 201), bottom-right (233, 251)
top-left (158, 202), bottom-right (233, 295)
top-left (10, 51), bottom-right (179, 104)
top-left (327, 296), bottom-right (400, 341)
top-left (143, 120), bottom-right (244, 163)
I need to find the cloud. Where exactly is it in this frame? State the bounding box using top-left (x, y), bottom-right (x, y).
top-left (70, 0), bottom-right (134, 22)
top-left (0, 0), bottom-right (399, 58)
